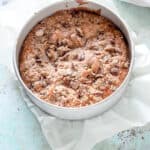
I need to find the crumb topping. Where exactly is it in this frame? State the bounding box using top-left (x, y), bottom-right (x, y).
top-left (19, 8), bottom-right (129, 107)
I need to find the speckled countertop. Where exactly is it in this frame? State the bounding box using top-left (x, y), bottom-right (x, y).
top-left (0, 0), bottom-right (150, 150)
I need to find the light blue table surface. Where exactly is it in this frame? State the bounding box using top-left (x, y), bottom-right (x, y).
top-left (0, 66), bottom-right (50, 150)
top-left (0, 0), bottom-right (150, 150)
top-left (93, 123), bottom-right (150, 150)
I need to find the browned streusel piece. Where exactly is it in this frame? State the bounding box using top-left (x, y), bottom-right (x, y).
top-left (19, 8), bottom-right (129, 107)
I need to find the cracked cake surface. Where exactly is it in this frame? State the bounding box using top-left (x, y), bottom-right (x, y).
top-left (19, 8), bottom-right (129, 107)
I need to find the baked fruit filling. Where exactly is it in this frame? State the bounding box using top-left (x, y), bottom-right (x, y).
top-left (19, 8), bottom-right (129, 107)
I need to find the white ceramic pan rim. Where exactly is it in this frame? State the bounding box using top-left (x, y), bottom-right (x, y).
top-left (13, 0), bottom-right (134, 120)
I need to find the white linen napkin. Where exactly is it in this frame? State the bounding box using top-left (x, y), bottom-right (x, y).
top-left (120, 0), bottom-right (150, 7)
top-left (1, 0), bottom-right (150, 150)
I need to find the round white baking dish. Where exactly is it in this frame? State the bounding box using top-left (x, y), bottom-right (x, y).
top-left (13, 0), bottom-right (134, 120)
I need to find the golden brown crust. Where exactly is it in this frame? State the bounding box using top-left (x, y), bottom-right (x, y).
top-left (19, 8), bottom-right (129, 107)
